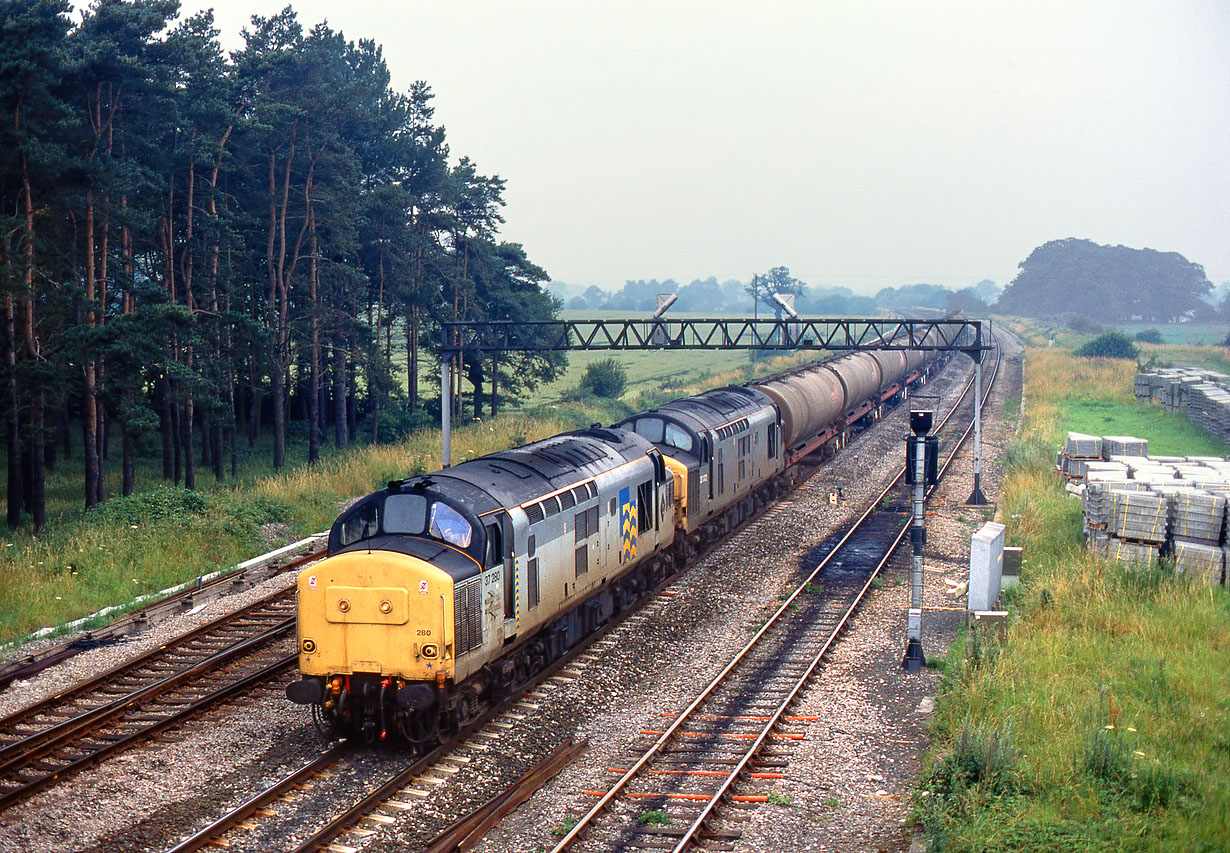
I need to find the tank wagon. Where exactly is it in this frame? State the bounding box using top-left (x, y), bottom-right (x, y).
top-left (287, 332), bottom-right (948, 744)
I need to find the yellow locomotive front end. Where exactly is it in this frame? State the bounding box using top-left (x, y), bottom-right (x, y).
top-left (287, 550), bottom-right (457, 744)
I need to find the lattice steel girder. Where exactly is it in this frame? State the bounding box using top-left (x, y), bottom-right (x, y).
top-left (440, 318), bottom-right (989, 358)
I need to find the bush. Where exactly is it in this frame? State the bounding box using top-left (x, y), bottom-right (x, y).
top-left (1060, 313), bottom-right (1105, 335)
top-left (579, 358), bottom-right (628, 398)
top-left (1074, 332), bottom-right (1138, 360)
top-left (1133, 328), bottom-right (1164, 344)
top-left (925, 724), bottom-right (1018, 798)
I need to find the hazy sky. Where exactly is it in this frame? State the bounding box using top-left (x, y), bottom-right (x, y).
top-left (166, 0), bottom-right (1230, 292)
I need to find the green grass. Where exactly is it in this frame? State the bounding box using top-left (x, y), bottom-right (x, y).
top-left (1117, 322), bottom-right (1228, 347)
top-left (1060, 399), bottom-right (1228, 457)
top-left (914, 341), bottom-right (1230, 852)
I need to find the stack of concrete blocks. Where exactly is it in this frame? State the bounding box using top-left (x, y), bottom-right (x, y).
top-left (1164, 487), bottom-right (1227, 583)
top-left (1136, 366), bottom-right (1230, 441)
top-left (1057, 432), bottom-right (1103, 481)
top-left (1106, 490), bottom-right (1167, 564)
top-left (1060, 431), bottom-right (1230, 584)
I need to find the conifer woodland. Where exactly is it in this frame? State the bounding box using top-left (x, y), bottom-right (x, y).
top-left (0, 0), bottom-right (566, 532)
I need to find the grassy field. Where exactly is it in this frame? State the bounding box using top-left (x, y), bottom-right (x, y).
top-left (915, 345), bottom-right (1230, 851)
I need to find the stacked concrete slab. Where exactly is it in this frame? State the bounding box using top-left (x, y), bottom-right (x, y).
top-left (1165, 488), bottom-right (1226, 544)
top-left (1109, 490), bottom-right (1168, 543)
top-left (1057, 432), bottom-right (1104, 479)
top-left (1171, 539), bottom-right (1225, 583)
top-left (1058, 431), bottom-right (1229, 585)
top-left (1136, 366), bottom-right (1230, 442)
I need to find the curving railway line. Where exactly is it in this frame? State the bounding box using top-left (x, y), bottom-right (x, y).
top-left (548, 339), bottom-right (1000, 852)
top-left (160, 340), bottom-right (996, 853)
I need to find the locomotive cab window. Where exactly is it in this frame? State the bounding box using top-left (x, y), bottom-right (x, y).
top-left (664, 422), bottom-right (693, 455)
top-left (383, 494), bottom-right (427, 535)
top-left (634, 417), bottom-right (665, 443)
top-left (429, 502), bottom-right (472, 548)
top-left (339, 502), bottom-right (379, 546)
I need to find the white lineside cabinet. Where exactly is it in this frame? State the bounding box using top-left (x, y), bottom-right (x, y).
top-left (969, 522), bottom-right (1006, 611)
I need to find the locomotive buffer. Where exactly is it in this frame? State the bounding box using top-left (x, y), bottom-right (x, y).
top-left (904, 403), bottom-right (938, 673)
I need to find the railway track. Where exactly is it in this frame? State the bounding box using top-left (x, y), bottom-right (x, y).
top-left (0, 536), bottom-right (326, 693)
top-left (548, 341), bottom-right (1000, 852)
top-left (161, 351), bottom-right (978, 853)
top-left (0, 587), bottom-right (303, 811)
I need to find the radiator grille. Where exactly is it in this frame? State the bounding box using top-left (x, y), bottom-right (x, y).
top-left (453, 576), bottom-right (483, 655)
top-left (528, 558), bottom-right (540, 608)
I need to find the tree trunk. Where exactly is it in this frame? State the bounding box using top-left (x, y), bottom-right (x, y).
top-left (160, 374), bottom-right (174, 479)
top-left (333, 333), bottom-right (348, 449)
top-left (171, 398), bottom-right (182, 485)
top-left (182, 139), bottom-right (196, 491)
top-left (28, 393), bottom-right (44, 532)
top-left (467, 357), bottom-right (485, 420)
top-left (82, 188), bottom-right (100, 508)
top-left (408, 307), bottom-right (419, 412)
top-left (182, 375), bottom-right (195, 491)
top-left (4, 292), bottom-right (22, 529)
top-left (307, 219), bottom-right (320, 465)
top-left (121, 419), bottom-right (134, 497)
top-left (491, 352), bottom-right (498, 417)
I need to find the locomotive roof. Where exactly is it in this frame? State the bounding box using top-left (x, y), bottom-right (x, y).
top-left (404, 428), bottom-right (653, 514)
top-left (621, 385), bottom-right (771, 433)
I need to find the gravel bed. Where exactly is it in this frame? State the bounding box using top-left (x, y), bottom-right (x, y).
top-left (0, 341), bottom-right (1023, 853)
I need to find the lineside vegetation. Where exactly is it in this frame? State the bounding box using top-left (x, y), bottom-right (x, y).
top-left (915, 346), bottom-right (1230, 851)
top-left (0, 349), bottom-right (812, 646)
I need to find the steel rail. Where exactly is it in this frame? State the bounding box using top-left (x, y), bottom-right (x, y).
top-left (0, 586), bottom-right (296, 745)
top-left (0, 541), bottom-right (325, 692)
top-left (164, 743), bottom-right (352, 853)
top-left (550, 339), bottom-right (1001, 851)
top-left (0, 616), bottom-right (295, 777)
top-left (423, 739), bottom-right (589, 853)
top-left (0, 652), bottom-right (297, 812)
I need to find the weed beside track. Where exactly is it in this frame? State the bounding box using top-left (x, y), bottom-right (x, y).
top-left (915, 346), bottom-right (1230, 852)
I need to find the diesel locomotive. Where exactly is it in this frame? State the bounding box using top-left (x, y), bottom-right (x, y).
top-left (286, 332), bottom-right (945, 744)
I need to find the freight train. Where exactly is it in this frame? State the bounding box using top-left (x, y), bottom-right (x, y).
top-left (286, 332), bottom-right (947, 744)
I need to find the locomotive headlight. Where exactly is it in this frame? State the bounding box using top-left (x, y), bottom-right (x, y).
top-left (422, 644), bottom-right (439, 658)
top-left (301, 638), bottom-right (317, 654)
top-left (379, 599), bottom-right (393, 614)
top-left (337, 599), bottom-right (351, 612)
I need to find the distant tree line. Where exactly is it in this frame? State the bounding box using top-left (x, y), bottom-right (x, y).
top-left (1, 1), bottom-right (563, 531)
top-left (554, 274), bottom-right (1002, 316)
